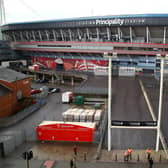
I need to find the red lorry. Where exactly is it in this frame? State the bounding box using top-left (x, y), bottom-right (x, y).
top-left (36, 121), bottom-right (96, 142)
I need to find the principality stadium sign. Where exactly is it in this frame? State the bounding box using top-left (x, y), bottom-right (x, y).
top-left (96, 19), bottom-right (124, 26)
top-left (95, 18), bottom-right (145, 26)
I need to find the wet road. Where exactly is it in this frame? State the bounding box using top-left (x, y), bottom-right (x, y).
top-left (141, 77), bottom-right (168, 146)
top-left (104, 77), bottom-right (156, 149)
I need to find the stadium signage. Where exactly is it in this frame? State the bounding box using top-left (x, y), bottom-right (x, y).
top-left (96, 19), bottom-right (124, 26)
top-left (95, 18), bottom-right (146, 26)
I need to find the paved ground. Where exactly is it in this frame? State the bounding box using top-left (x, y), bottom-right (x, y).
top-left (0, 158), bottom-right (168, 168)
top-left (141, 76), bottom-right (168, 143)
top-left (1, 75), bottom-right (168, 168)
top-left (74, 75), bottom-right (108, 95)
top-left (0, 140), bottom-right (168, 168)
top-left (104, 77), bottom-right (156, 149)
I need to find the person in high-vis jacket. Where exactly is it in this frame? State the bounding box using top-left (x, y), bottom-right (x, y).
top-left (127, 148), bottom-right (133, 160)
top-left (124, 151), bottom-right (129, 161)
top-left (146, 148), bottom-right (152, 160)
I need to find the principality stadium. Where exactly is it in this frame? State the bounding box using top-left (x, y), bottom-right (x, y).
top-left (1, 14), bottom-right (168, 75)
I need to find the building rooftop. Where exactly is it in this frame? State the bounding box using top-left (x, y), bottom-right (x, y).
top-left (0, 67), bottom-right (29, 83)
top-left (0, 84), bottom-right (12, 97)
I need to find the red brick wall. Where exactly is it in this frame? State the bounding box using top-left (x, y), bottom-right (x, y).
top-left (0, 77), bottom-right (31, 118)
top-left (0, 93), bottom-right (13, 117)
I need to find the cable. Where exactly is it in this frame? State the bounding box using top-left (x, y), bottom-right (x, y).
top-left (18, 0), bottom-right (43, 19)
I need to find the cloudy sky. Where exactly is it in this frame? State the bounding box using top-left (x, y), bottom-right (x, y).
top-left (3, 0), bottom-right (168, 23)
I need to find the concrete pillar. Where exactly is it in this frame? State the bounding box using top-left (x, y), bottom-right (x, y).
top-left (51, 75), bottom-right (54, 84)
top-left (61, 75), bottom-right (64, 84)
top-left (71, 77), bottom-right (74, 86)
top-left (34, 73), bottom-right (37, 81)
top-left (42, 74), bottom-right (45, 80)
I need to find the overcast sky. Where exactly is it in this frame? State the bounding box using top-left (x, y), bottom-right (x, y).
top-left (3, 0), bottom-right (168, 23)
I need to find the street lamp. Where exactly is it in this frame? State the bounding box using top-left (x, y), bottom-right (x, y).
top-left (156, 54), bottom-right (168, 151)
top-left (104, 52), bottom-right (117, 151)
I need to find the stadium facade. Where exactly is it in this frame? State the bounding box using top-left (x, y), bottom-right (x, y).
top-left (1, 14), bottom-right (168, 74)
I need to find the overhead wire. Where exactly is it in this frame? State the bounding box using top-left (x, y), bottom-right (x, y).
top-left (18, 0), bottom-right (43, 19)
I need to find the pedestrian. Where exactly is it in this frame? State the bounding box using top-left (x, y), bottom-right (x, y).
top-left (124, 151), bottom-right (129, 161)
top-left (70, 159), bottom-right (73, 168)
top-left (127, 147), bottom-right (133, 160)
top-left (73, 145), bottom-right (77, 156)
top-left (148, 157), bottom-right (153, 168)
top-left (146, 148), bottom-right (152, 160)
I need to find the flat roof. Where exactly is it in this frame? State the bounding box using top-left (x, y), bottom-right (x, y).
top-left (0, 84), bottom-right (12, 97)
top-left (0, 67), bottom-right (29, 83)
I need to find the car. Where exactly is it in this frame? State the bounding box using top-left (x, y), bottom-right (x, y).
top-left (48, 88), bottom-right (61, 94)
top-left (35, 79), bottom-right (41, 83)
top-left (30, 89), bottom-right (42, 95)
top-left (39, 79), bottom-right (49, 83)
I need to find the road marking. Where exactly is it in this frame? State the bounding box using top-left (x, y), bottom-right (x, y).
top-left (139, 79), bottom-right (168, 159)
top-left (139, 80), bottom-right (156, 121)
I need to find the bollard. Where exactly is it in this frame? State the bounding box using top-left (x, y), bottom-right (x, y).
top-left (159, 154), bottom-right (162, 162)
top-left (115, 154), bottom-right (117, 161)
top-left (137, 154), bottom-right (140, 162)
top-left (84, 152), bottom-right (86, 161)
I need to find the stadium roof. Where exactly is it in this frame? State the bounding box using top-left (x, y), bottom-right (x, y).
top-left (3, 13), bottom-right (168, 25)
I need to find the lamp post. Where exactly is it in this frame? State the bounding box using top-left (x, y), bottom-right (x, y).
top-left (104, 52), bottom-right (117, 151)
top-left (156, 54), bottom-right (168, 151)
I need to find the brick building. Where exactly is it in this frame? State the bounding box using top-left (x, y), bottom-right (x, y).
top-left (0, 67), bottom-right (31, 118)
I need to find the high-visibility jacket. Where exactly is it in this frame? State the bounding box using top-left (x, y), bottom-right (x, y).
top-left (128, 148), bottom-right (133, 153)
top-left (124, 151), bottom-right (129, 156)
top-left (146, 149), bottom-right (152, 153)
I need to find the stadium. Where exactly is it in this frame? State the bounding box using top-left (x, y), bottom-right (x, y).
top-left (1, 14), bottom-right (168, 75)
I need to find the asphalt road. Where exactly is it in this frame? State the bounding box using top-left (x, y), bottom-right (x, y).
top-left (141, 76), bottom-right (168, 146)
top-left (104, 77), bottom-right (156, 149)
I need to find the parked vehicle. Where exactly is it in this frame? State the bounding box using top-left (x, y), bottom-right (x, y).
top-left (62, 92), bottom-right (73, 103)
top-left (30, 89), bottom-right (42, 95)
top-left (39, 79), bottom-right (49, 83)
top-left (35, 78), bottom-right (49, 83)
top-left (48, 88), bottom-right (61, 94)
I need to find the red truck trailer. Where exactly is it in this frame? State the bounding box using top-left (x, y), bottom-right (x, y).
top-left (36, 121), bottom-right (96, 142)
